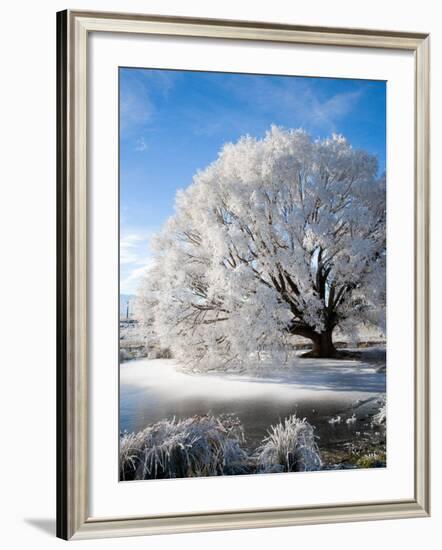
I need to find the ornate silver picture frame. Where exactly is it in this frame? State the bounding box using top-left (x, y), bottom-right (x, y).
top-left (57, 9), bottom-right (430, 540)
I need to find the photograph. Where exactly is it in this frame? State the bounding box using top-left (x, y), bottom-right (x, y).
top-left (118, 68), bottom-right (387, 481)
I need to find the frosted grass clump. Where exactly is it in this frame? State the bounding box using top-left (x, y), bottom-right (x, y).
top-left (120, 430), bottom-right (147, 480)
top-left (257, 415), bottom-right (322, 473)
top-left (120, 414), bottom-right (249, 480)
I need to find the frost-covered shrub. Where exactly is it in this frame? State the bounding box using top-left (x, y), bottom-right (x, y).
top-left (149, 347), bottom-right (172, 359)
top-left (120, 414), bottom-right (249, 480)
top-left (356, 451), bottom-right (386, 468)
top-left (257, 415), bottom-right (322, 473)
top-left (119, 348), bottom-right (132, 362)
top-left (373, 402), bottom-right (386, 425)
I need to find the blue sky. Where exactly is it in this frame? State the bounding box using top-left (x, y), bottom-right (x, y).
top-left (120, 68), bottom-right (386, 294)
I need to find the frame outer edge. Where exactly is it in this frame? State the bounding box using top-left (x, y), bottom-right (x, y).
top-left (71, 501), bottom-right (427, 540)
top-left (414, 35), bottom-right (430, 515)
top-left (56, 9), bottom-right (68, 541)
top-left (68, 9), bottom-right (429, 46)
top-left (57, 9), bottom-right (90, 540)
top-left (71, 8), bottom-right (89, 540)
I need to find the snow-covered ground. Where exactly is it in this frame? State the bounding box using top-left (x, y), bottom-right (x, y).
top-left (121, 349), bottom-right (385, 405)
top-left (120, 348), bottom-right (386, 462)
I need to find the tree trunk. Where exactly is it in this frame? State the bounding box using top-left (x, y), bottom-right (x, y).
top-left (309, 330), bottom-right (337, 358)
top-left (289, 323), bottom-right (338, 358)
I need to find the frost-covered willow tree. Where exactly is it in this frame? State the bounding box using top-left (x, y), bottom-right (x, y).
top-left (140, 127), bottom-right (385, 368)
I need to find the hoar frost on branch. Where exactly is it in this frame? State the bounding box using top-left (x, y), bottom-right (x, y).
top-left (138, 126), bottom-right (386, 369)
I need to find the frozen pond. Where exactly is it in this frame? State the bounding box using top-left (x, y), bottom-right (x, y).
top-left (120, 348), bottom-right (386, 455)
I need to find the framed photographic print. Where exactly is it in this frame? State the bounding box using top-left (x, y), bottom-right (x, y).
top-left (57, 10), bottom-right (430, 540)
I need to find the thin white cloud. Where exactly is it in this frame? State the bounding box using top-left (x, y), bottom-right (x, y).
top-left (135, 137), bottom-right (149, 152)
top-left (120, 90), bottom-right (153, 137)
top-left (121, 261), bottom-right (153, 295)
top-left (120, 232), bottom-right (154, 294)
top-left (120, 233), bottom-right (148, 264)
top-left (309, 89), bottom-right (363, 129)
top-left (120, 70), bottom-right (178, 140)
top-left (139, 69), bottom-right (176, 97)
top-left (202, 75), bottom-right (364, 136)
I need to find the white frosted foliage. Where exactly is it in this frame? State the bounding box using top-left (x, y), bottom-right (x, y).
top-left (138, 127), bottom-right (386, 369)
